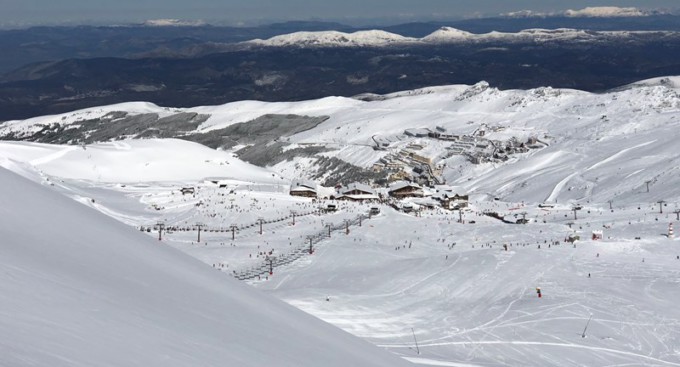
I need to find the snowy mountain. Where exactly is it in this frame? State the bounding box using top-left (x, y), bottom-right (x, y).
top-left (247, 30), bottom-right (416, 47)
top-left (0, 165), bottom-right (413, 367)
top-left (3, 77), bottom-right (680, 204)
top-left (503, 6), bottom-right (653, 18)
top-left (420, 27), bottom-right (475, 42)
top-left (624, 76), bottom-right (680, 89)
top-left (2, 77), bottom-right (680, 366)
top-left (421, 27), bottom-right (594, 43)
top-left (565, 6), bottom-right (646, 18)
top-left (141, 18), bottom-right (207, 26)
top-left (245, 27), bottom-right (677, 47)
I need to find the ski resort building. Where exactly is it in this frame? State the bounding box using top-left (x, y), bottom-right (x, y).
top-left (334, 183), bottom-right (379, 202)
top-left (180, 187), bottom-right (195, 195)
top-left (289, 180), bottom-right (318, 198)
top-left (432, 185), bottom-right (469, 209)
top-left (203, 178), bottom-right (230, 188)
top-left (388, 181), bottom-right (424, 198)
top-left (404, 128), bottom-right (431, 138)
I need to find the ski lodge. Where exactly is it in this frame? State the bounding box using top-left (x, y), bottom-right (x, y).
top-left (289, 180), bottom-right (318, 198)
top-left (333, 183), bottom-right (379, 202)
top-left (388, 181), bottom-right (424, 198)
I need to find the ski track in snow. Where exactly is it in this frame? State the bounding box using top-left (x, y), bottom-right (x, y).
top-left (405, 356), bottom-right (481, 366)
top-left (388, 340), bottom-right (680, 366)
top-left (545, 139), bottom-right (657, 202)
top-left (586, 140), bottom-right (657, 172)
top-left (546, 172), bottom-right (578, 203)
top-left (28, 146), bottom-right (79, 166)
top-left (111, 141), bottom-right (132, 150)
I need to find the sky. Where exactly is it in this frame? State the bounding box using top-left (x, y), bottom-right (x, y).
top-left (1, 0), bottom-right (679, 26)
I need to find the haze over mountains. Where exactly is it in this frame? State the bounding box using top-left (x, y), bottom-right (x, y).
top-left (1, 7), bottom-right (679, 122)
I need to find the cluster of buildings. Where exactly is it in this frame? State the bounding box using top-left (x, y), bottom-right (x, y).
top-left (289, 179), bottom-right (468, 212)
top-left (376, 124), bottom-right (546, 172)
top-left (431, 125), bottom-right (543, 164)
top-left (369, 124), bottom-right (547, 190)
top-left (372, 146), bottom-right (438, 185)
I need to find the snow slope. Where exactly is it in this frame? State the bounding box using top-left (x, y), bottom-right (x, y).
top-left (0, 101), bottom-right (178, 138)
top-left (0, 138), bottom-right (282, 183)
top-left (257, 207), bottom-right (680, 367)
top-left (0, 166), bottom-right (412, 367)
top-left (4, 159), bottom-right (679, 366)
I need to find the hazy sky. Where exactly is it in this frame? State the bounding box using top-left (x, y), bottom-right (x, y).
top-left (2, 0), bottom-right (679, 26)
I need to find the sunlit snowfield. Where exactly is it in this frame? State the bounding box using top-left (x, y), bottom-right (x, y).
top-left (6, 168), bottom-right (677, 367)
top-left (2, 77), bottom-right (680, 366)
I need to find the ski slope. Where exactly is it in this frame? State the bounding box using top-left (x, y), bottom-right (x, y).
top-left (257, 208), bottom-right (680, 366)
top-left (1, 76), bottom-right (680, 366)
top-left (0, 139), bottom-right (283, 184)
top-left (0, 166), bottom-right (413, 367)
top-left (2, 143), bottom-right (680, 366)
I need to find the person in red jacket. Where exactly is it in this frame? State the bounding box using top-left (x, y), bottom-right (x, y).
top-left (536, 287), bottom-right (542, 298)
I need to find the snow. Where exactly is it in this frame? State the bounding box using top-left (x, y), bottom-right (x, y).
top-left (624, 76), bottom-right (680, 90)
top-left (141, 19), bottom-right (206, 26)
top-left (503, 7), bottom-right (652, 18)
top-left (0, 101), bottom-right (177, 139)
top-left (420, 27), bottom-right (475, 42)
top-left (3, 79), bottom-right (680, 206)
top-left (565, 6), bottom-right (646, 17)
top-left (4, 79), bottom-right (680, 206)
top-left (2, 76), bottom-right (680, 366)
top-left (244, 26), bottom-right (673, 47)
top-left (0, 166), bottom-right (413, 367)
top-left (0, 139), bottom-right (282, 184)
top-left (256, 208), bottom-right (680, 367)
top-left (248, 30), bottom-right (417, 47)
top-left (191, 96), bottom-right (361, 132)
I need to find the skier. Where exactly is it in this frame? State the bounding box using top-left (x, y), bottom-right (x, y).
top-left (536, 287), bottom-right (542, 298)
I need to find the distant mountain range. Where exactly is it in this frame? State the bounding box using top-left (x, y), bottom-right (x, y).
top-left (3, 13), bottom-right (680, 74)
top-left (243, 28), bottom-right (679, 48)
top-left (504, 6), bottom-right (660, 18)
top-left (1, 11), bottom-right (680, 122)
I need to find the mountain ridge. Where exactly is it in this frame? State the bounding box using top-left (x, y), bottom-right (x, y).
top-left (245, 26), bottom-right (678, 47)
top-left (3, 76), bottom-right (679, 200)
